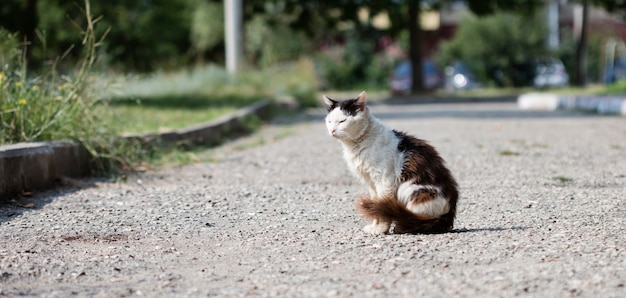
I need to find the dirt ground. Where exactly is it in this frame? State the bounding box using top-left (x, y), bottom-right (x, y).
top-left (1, 101), bottom-right (625, 297)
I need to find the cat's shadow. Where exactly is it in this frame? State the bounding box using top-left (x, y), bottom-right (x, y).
top-left (452, 226), bottom-right (528, 233)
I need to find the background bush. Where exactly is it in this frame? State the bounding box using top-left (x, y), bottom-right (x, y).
top-left (314, 29), bottom-right (396, 90)
top-left (0, 2), bottom-right (140, 172)
top-left (436, 12), bottom-right (548, 87)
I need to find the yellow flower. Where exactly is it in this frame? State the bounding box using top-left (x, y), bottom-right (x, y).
top-left (31, 85), bottom-right (39, 91)
top-left (18, 98), bottom-right (26, 105)
top-left (57, 83), bottom-right (71, 91)
top-left (0, 72), bottom-right (4, 80)
top-left (15, 82), bottom-right (22, 87)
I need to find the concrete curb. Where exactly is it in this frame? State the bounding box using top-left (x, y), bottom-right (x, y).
top-left (0, 99), bottom-right (297, 201)
top-left (122, 100), bottom-right (275, 147)
top-left (518, 93), bottom-right (626, 116)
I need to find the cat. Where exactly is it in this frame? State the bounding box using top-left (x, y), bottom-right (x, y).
top-left (323, 91), bottom-right (458, 235)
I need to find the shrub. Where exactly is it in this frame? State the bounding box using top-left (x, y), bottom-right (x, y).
top-left (556, 28), bottom-right (605, 83)
top-left (436, 12), bottom-right (548, 86)
top-left (314, 29), bottom-right (395, 90)
top-left (245, 7), bottom-right (310, 68)
top-left (190, 1), bottom-right (224, 60)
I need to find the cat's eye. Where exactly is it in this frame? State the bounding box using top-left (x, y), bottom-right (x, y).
top-left (339, 119), bottom-right (346, 123)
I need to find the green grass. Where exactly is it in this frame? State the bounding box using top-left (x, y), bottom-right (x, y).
top-left (499, 150), bottom-right (520, 156)
top-left (105, 58), bottom-right (319, 135)
top-left (599, 79), bottom-right (626, 95)
top-left (104, 93), bottom-right (262, 134)
top-left (553, 176), bottom-right (573, 183)
top-left (107, 105), bottom-right (237, 134)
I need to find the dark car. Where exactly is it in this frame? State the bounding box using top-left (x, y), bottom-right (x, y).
top-left (510, 58), bottom-right (569, 88)
top-left (389, 59), bottom-right (441, 94)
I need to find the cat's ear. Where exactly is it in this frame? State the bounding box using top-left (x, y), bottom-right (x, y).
top-left (356, 91), bottom-right (367, 111)
top-left (323, 95), bottom-right (337, 112)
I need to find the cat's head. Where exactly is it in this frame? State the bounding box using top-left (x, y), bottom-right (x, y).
top-left (323, 91), bottom-right (369, 140)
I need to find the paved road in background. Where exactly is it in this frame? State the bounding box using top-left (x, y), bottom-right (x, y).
top-left (1, 101), bottom-right (625, 297)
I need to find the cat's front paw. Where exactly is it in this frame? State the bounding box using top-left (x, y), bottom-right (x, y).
top-left (363, 222), bottom-right (390, 235)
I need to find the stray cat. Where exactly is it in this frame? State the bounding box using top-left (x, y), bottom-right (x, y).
top-left (323, 91), bottom-right (458, 235)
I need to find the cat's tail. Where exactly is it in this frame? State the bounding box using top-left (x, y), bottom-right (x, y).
top-left (355, 196), bottom-right (455, 234)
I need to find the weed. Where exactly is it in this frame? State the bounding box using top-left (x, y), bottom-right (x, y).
top-left (499, 150), bottom-right (520, 156)
top-left (553, 176), bottom-right (573, 183)
top-left (0, 1), bottom-right (141, 173)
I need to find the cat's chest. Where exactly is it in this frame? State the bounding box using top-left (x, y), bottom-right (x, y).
top-left (343, 139), bottom-right (402, 182)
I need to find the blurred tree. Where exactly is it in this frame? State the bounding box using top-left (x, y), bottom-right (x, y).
top-left (244, 2), bottom-right (311, 68)
top-left (405, 0), bottom-right (543, 92)
top-left (190, 1), bottom-right (224, 64)
top-left (574, 0), bottom-right (589, 86)
top-left (467, 0), bottom-right (543, 16)
top-left (436, 12), bottom-right (548, 86)
top-left (1, 0), bottom-right (194, 72)
top-left (8, 0), bottom-right (604, 79)
top-left (408, 0), bottom-right (424, 93)
top-left (0, 0), bottom-right (39, 68)
top-left (556, 0), bottom-right (626, 86)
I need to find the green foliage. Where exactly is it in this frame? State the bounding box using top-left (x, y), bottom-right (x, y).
top-left (314, 29), bottom-right (395, 90)
top-left (0, 29), bottom-right (19, 68)
top-left (467, 0), bottom-right (543, 16)
top-left (556, 28), bottom-right (605, 83)
top-left (190, 1), bottom-right (224, 58)
top-left (245, 5), bottom-right (310, 68)
top-left (0, 66), bottom-right (89, 143)
top-left (0, 1), bottom-right (140, 173)
top-left (436, 12), bottom-right (548, 86)
top-left (0, 0), bottom-right (195, 72)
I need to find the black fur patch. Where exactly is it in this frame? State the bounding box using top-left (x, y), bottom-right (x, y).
top-left (393, 129), bottom-right (458, 196)
top-left (394, 130), bottom-right (410, 152)
top-left (326, 97), bottom-right (362, 116)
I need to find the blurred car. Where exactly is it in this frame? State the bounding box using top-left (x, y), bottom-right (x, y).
top-left (511, 58), bottom-right (569, 88)
top-left (443, 61), bottom-right (482, 91)
top-left (389, 59), bottom-right (441, 94)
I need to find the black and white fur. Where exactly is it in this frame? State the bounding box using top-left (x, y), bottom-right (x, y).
top-left (323, 91), bottom-right (458, 234)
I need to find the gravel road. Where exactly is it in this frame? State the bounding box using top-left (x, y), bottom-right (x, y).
top-left (1, 101), bottom-right (625, 297)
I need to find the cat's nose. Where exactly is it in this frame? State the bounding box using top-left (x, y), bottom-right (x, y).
top-left (330, 129), bottom-right (336, 135)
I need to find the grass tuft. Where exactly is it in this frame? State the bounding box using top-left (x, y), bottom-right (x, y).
top-left (499, 150), bottom-right (520, 156)
top-left (552, 176), bottom-right (573, 183)
top-left (0, 1), bottom-right (142, 173)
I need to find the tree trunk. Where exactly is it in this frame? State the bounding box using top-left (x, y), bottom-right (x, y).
top-left (574, 0), bottom-right (588, 86)
top-left (408, 0), bottom-right (424, 93)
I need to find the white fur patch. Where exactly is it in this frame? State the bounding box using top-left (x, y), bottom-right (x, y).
top-left (325, 108), bottom-right (351, 138)
top-left (363, 219), bottom-right (391, 235)
top-left (397, 182), bottom-right (449, 218)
